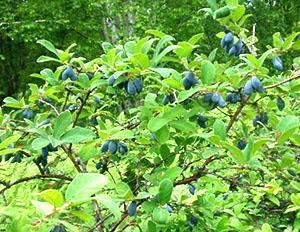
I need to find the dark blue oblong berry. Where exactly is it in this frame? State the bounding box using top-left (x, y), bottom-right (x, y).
top-left (243, 80), bottom-right (254, 95)
top-left (188, 184), bottom-right (196, 195)
top-left (108, 76), bottom-right (116, 86)
top-left (221, 36), bottom-right (227, 48)
top-left (211, 93), bottom-right (220, 103)
top-left (166, 204), bottom-right (173, 213)
top-left (260, 113), bottom-right (268, 125)
top-left (127, 80), bottom-right (137, 95)
top-left (127, 201), bottom-right (137, 216)
top-left (235, 39), bottom-right (243, 55)
top-left (277, 97), bottom-right (285, 111)
top-left (273, 56), bottom-right (283, 71)
top-left (228, 45), bottom-right (237, 56)
top-left (68, 104), bottom-right (77, 111)
top-left (101, 141), bottom-right (110, 153)
top-left (108, 141), bottom-right (117, 154)
top-left (183, 77), bottom-right (192, 90)
top-left (134, 78), bottom-right (143, 93)
top-left (224, 33), bottom-right (234, 44)
top-left (237, 140), bottom-right (247, 150)
top-left (189, 214), bottom-right (198, 226)
top-left (187, 72), bottom-right (199, 86)
top-left (62, 67), bottom-right (77, 81)
top-left (203, 93), bottom-right (213, 103)
top-left (197, 114), bottom-right (208, 128)
top-left (251, 76), bottom-right (264, 92)
top-left (50, 224), bottom-right (67, 232)
top-left (118, 142), bottom-right (128, 155)
top-left (38, 118), bottom-right (50, 127)
top-left (218, 96), bottom-right (226, 108)
top-left (93, 96), bottom-right (101, 104)
top-left (162, 95), bottom-right (170, 105)
top-left (41, 147), bottom-right (48, 159)
top-left (23, 108), bottom-right (34, 119)
top-left (87, 72), bottom-right (93, 80)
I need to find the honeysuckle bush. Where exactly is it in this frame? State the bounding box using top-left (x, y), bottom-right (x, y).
top-left (1, 2), bottom-right (300, 232)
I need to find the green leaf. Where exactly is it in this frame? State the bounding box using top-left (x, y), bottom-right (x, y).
top-left (150, 68), bottom-right (175, 78)
top-left (110, 130), bottom-right (134, 140)
top-left (208, 48), bottom-right (218, 62)
top-left (78, 143), bottom-right (98, 161)
top-left (201, 60), bottom-right (216, 85)
top-left (0, 134), bottom-right (22, 150)
top-left (53, 111), bottom-right (72, 139)
top-left (282, 32), bottom-right (300, 50)
top-left (170, 120), bottom-right (197, 132)
top-left (36, 56), bottom-right (61, 63)
top-left (225, 0), bottom-right (238, 8)
top-left (273, 32), bottom-right (284, 49)
top-left (178, 85), bottom-right (201, 102)
top-left (146, 29), bottom-right (166, 38)
top-left (243, 136), bottom-right (254, 161)
top-left (163, 167), bottom-right (182, 181)
top-left (213, 120), bottom-right (226, 140)
top-left (157, 179), bottom-right (173, 204)
top-left (95, 194), bottom-right (121, 221)
top-left (174, 42), bottom-right (194, 58)
top-left (115, 182), bottom-right (133, 200)
top-left (40, 189), bottom-right (64, 207)
top-left (148, 116), bottom-right (170, 132)
top-left (0, 148), bottom-right (21, 156)
top-left (188, 33), bottom-right (203, 45)
top-left (61, 127), bottom-right (96, 144)
top-left (131, 53), bottom-right (150, 68)
top-left (207, 0), bottom-right (218, 11)
top-left (277, 116), bottom-right (300, 133)
top-left (276, 116), bottom-right (300, 144)
top-left (3, 97), bottom-right (24, 109)
top-left (65, 173), bottom-right (108, 202)
top-left (221, 142), bottom-right (244, 164)
top-left (37, 39), bottom-right (58, 56)
top-left (152, 208), bottom-right (170, 225)
top-left (31, 137), bottom-right (50, 150)
top-left (155, 126), bottom-right (170, 144)
top-left (261, 223), bottom-right (273, 232)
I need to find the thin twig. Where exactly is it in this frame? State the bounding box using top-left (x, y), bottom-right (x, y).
top-left (39, 98), bottom-right (59, 115)
top-left (0, 174), bottom-right (72, 194)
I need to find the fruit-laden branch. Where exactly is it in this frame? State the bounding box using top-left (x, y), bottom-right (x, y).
top-left (0, 174), bottom-right (72, 195)
top-left (107, 155), bottom-right (225, 231)
top-left (227, 69), bottom-right (300, 132)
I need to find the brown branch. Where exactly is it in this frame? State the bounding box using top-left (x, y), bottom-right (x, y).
top-left (61, 145), bottom-right (82, 172)
top-left (226, 95), bottom-right (249, 132)
top-left (61, 89), bottom-right (71, 112)
top-left (175, 155), bottom-right (226, 186)
top-left (0, 174), bottom-right (72, 194)
top-left (264, 71), bottom-right (300, 89)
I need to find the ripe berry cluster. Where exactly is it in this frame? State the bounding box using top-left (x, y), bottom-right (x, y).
top-left (101, 140), bottom-right (128, 155)
top-left (108, 76), bottom-right (143, 95)
top-left (204, 93), bottom-right (226, 108)
top-left (253, 112), bottom-right (268, 127)
top-left (243, 76), bottom-right (264, 95)
top-left (221, 32), bottom-right (246, 56)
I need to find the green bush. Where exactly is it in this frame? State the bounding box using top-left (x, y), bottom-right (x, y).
top-left (0, 2), bottom-right (300, 231)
